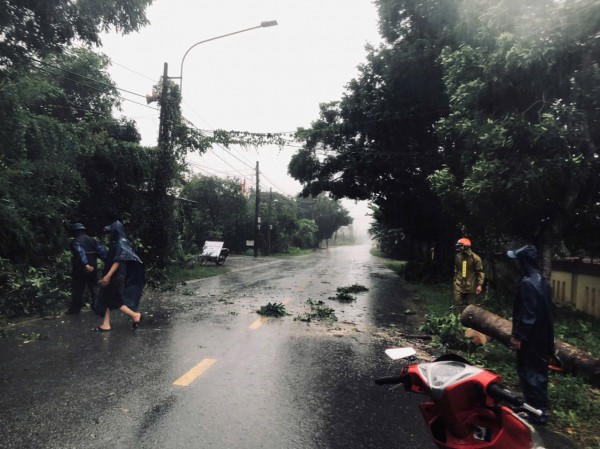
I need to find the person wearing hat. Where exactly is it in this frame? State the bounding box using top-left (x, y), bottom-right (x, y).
top-left (453, 237), bottom-right (485, 309)
top-left (507, 244), bottom-right (554, 425)
top-left (66, 223), bottom-right (107, 314)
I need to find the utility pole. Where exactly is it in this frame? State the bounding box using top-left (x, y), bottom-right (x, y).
top-left (157, 63), bottom-right (169, 146)
top-left (152, 62), bottom-right (173, 267)
top-left (267, 187), bottom-right (272, 256)
top-left (254, 161), bottom-right (260, 257)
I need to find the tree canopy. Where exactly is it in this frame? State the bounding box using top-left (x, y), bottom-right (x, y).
top-left (0, 0), bottom-right (153, 68)
top-left (289, 0), bottom-right (600, 270)
top-left (0, 48), bottom-right (135, 263)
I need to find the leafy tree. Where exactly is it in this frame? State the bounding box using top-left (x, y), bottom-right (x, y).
top-left (291, 219), bottom-right (319, 249)
top-left (290, 0), bottom-right (600, 275)
top-left (0, 48), bottom-right (152, 264)
top-left (178, 175), bottom-right (250, 254)
top-left (0, 46), bottom-right (154, 316)
top-left (0, 60), bottom-right (84, 262)
top-left (265, 193), bottom-right (300, 254)
top-left (0, 0), bottom-right (153, 68)
top-left (296, 195), bottom-right (352, 243)
top-left (74, 139), bottom-right (154, 236)
top-left (429, 0), bottom-right (600, 272)
top-left (289, 0), bottom-right (458, 267)
top-left (34, 48), bottom-right (120, 122)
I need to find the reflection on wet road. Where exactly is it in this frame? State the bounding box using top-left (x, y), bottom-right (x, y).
top-left (0, 244), bottom-right (435, 449)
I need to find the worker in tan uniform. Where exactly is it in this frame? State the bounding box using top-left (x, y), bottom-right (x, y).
top-left (453, 237), bottom-right (485, 309)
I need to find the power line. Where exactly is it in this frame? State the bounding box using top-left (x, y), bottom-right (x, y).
top-left (183, 116), bottom-right (293, 195)
top-left (19, 56), bottom-right (416, 193)
top-left (120, 96), bottom-right (159, 111)
top-left (205, 146), bottom-right (252, 179)
top-left (109, 59), bottom-right (157, 82)
top-left (27, 55), bottom-right (149, 100)
top-left (187, 160), bottom-right (253, 177)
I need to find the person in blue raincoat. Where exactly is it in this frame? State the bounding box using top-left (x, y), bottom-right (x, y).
top-left (93, 220), bottom-right (144, 332)
top-left (507, 244), bottom-right (554, 425)
top-left (66, 223), bottom-right (107, 315)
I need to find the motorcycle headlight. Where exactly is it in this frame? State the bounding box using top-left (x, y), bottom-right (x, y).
top-left (419, 361), bottom-right (483, 396)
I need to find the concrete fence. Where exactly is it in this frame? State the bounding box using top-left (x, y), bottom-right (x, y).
top-left (551, 260), bottom-right (600, 318)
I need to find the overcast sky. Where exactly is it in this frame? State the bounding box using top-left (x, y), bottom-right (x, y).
top-left (99, 0), bottom-right (382, 234)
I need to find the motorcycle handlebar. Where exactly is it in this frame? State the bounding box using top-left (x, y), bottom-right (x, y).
top-left (522, 403), bottom-right (544, 417)
top-left (487, 383), bottom-right (543, 417)
top-left (374, 375), bottom-right (406, 386)
top-left (487, 383), bottom-right (524, 406)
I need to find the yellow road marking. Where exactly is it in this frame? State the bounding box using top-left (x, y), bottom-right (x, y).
top-left (249, 317), bottom-right (269, 329)
top-left (173, 358), bottom-right (217, 386)
top-left (248, 298), bottom-right (292, 330)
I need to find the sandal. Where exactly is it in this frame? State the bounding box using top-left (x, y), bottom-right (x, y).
top-left (92, 326), bottom-right (111, 332)
top-left (132, 314), bottom-right (143, 330)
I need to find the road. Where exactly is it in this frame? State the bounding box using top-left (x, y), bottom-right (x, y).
top-left (0, 244), bottom-right (572, 449)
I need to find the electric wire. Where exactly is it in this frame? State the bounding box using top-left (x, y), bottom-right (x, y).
top-left (34, 64), bottom-right (160, 115)
top-left (119, 97), bottom-right (159, 111)
top-left (19, 55), bottom-right (533, 192)
top-left (183, 116), bottom-right (291, 195)
top-left (109, 59), bottom-right (157, 82)
top-left (23, 55), bottom-right (457, 148)
top-left (27, 54), bottom-right (149, 99)
top-left (19, 55), bottom-right (296, 194)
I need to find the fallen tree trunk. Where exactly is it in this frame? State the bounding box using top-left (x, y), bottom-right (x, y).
top-left (461, 305), bottom-right (600, 388)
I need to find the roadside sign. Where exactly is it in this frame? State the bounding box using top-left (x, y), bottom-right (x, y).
top-left (202, 241), bottom-right (224, 257)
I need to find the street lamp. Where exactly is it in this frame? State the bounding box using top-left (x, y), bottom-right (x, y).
top-left (179, 20), bottom-right (278, 95)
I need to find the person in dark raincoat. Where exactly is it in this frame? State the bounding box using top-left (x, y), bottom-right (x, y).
top-left (93, 220), bottom-right (144, 332)
top-left (507, 244), bottom-right (554, 425)
top-left (66, 223), bottom-right (107, 315)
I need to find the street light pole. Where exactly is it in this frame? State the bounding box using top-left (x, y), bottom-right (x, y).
top-left (144, 21), bottom-right (276, 264)
top-left (179, 20), bottom-right (278, 95)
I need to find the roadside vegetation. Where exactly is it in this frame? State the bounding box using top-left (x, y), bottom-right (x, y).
top-left (277, 248), bottom-right (316, 257)
top-left (0, 185), bottom-right (352, 319)
top-left (371, 250), bottom-right (408, 276)
top-left (160, 263), bottom-right (227, 286)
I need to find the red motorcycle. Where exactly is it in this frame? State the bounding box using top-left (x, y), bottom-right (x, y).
top-left (375, 347), bottom-right (546, 449)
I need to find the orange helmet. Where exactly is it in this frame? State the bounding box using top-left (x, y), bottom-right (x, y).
top-left (456, 238), bottom-right (472, 247)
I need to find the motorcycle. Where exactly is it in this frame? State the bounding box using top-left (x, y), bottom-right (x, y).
top-left (375, 347), bottom-right (546, 449)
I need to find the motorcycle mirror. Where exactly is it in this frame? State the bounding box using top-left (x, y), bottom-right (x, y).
top-left (385, 347), bottom-right (416, 360)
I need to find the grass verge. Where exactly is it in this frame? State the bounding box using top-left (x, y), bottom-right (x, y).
top-left (162, 264), bottom-right (226, 285)
top-left (370, 248), bottom-right (407, 275)
top-left (278, 248), bottom-right (316, 257)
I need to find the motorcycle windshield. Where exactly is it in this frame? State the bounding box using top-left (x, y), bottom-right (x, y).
top-left (419, 361), bottom-right (483, 392)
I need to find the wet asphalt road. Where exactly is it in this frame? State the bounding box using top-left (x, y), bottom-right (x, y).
top-left (1, 244), bottom-right (437, 449)
top-left (0, 244), bottom-right (573, 449)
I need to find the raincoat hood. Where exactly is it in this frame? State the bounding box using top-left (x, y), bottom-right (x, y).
top-left (104, 220), bottom-right (127, 242)
top-left (507, 245), bottom-right (540, 276)
top-left (97, 220), bottom-right (144, 315)
top-left (103, 220), bottom-right (142, 264)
